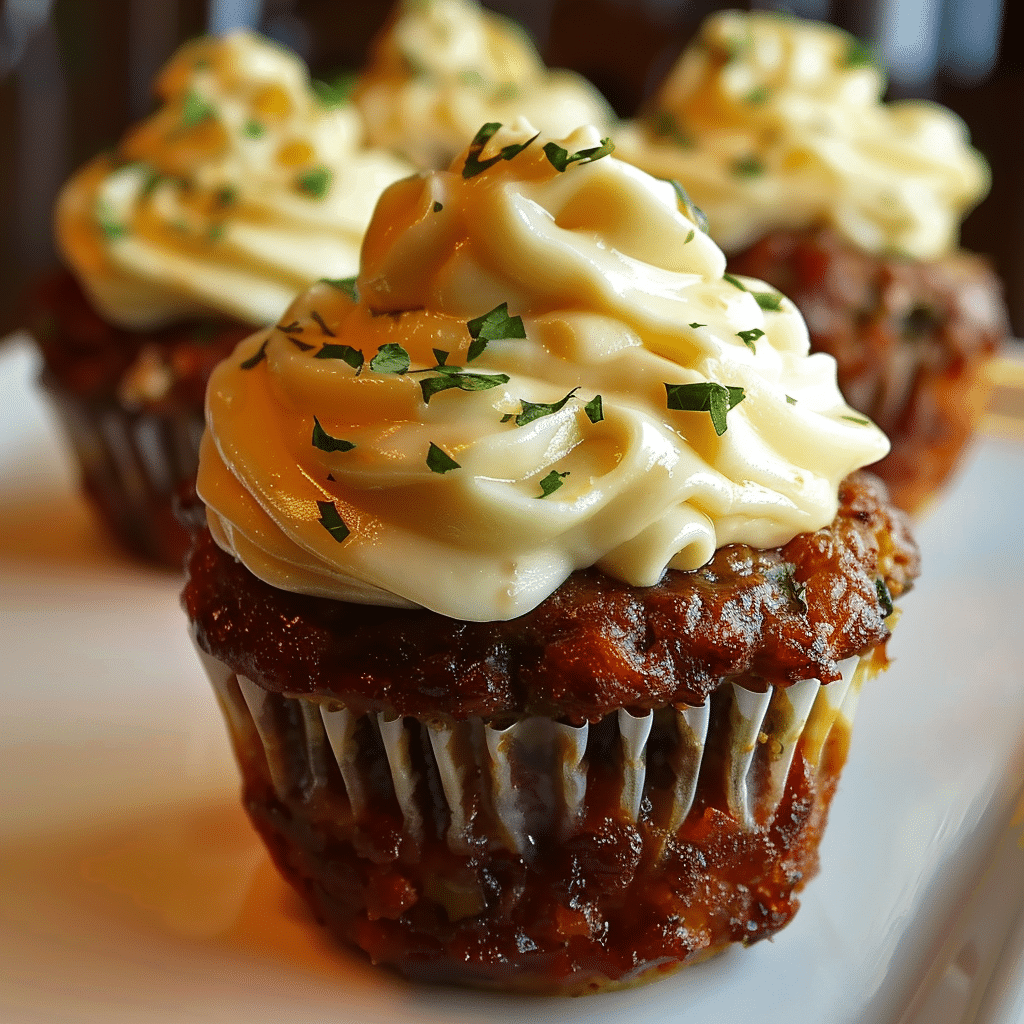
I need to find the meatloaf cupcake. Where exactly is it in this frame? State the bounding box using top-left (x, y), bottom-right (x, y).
top-left (183, 123), bottom-right (919, 993)
top-left (618, 10), bottom-right (1007, 513)
top-left (25, 31), bottom-right (413, 566)
top-left (353, 0), bottom-right (616, 169)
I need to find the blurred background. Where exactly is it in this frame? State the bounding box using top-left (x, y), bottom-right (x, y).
top-left (1, 0), bottom-right (1021, 335)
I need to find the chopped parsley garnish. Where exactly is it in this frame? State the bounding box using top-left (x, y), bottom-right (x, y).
top-left (369, 343), bottom-right (410, 374)
top-left (737, 327), bottom-right (765, 352)
top-left (466, 301), bottom-right (526, 360)
top-left (213, 184), bottom-right (237, 208)
top-left (584, 395), bottom-right (604, 424)
top-left (753, 291), bottom-right (784, 311)
top-left (514, 388), bottom-right (578, 427)
top-left (875, 578), bottom-right (894, 617)
top-left (745, 85), bottom-right (770, 105)
top-left (296, 166), bottom-right (332, 199)
top-left (208, 222), bottom-right (226, 241)
top-left (433, 348), bottom-right (449, 366)
top-left (845, 38), bottom-right (876, 69)
top-left (772, 562), bottom-right (807, 611)
top-left (685, 229), bottom-right (695, 244)
top-left (420, 370), bottom-right (510, 404)
top-left (242, 119), bottom-right (265, 139)
top-left (493, 81), bottom-right (519, 101)
top-left (786, 394), bottom-right (797, 405)
top-left (426, 442), bottom-right (461, 474)
top-left (240, 337), bottom-right (269, 369)
top-left (182, 90), bottom-right (216, 128)
top-left (723, 273), bottom-right (746, 291)
top-left (312, 416), bottom-right (356, 453)
top-left (689, 322), bottom-right (706, 329)
top-left (310, 310), bottom-right (335, 337)
top-left (458, 69), bottom-right (485, 87)
top-left (543, 136), bottom-right (615, 173)
top-left (312, 73), bottom-right (356, 107)
top-left (315, 343), bottom-right (364, 371)
top-left (652, 110), bottom-right (694, 148)
top-left (732, 155), bottom-right (765, 178)
top-left (316, 501), bottom-right (350, 543)
top-left (664, 381), bottom-right (745, 436)
top-left (433, 201), bottom-right (443, 213)
top-left (96, 204), bottom-right (128, 240)
top-left (462, 122), bottom-right (539, 178)
top-left (660, 178), bottom-right (709, 234)
top-left (842, 414), bottom-right (870, 425)
top-left (322, 276), bottom-right (358, 301)
top-left (537, 470), bottom-right (569, 498)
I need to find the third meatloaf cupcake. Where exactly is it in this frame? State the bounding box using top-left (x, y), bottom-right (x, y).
top-left (184, 122), bottom-right (919, 993)
top-left (619, 10), bottom-right (1007, 513)
top-left (27, 30), bottom-right (413, 566)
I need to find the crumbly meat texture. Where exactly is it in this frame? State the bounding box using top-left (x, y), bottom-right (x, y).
top-left (729, 227), bottom-right (1007, 512)
top-left (184, 472), bottom-right (919, 722)
top-left (24, 269), bottom-right (249, 409)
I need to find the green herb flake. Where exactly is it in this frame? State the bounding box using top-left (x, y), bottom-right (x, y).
top-left (296, 166), bottom-right (332, 200)
top-left (213, 184), bottom-right (237, 208)
top-left (420, 371), bottom-right (510, 404)
top-left (98, 214), bottom-right (129, 240)
top-left (773, 562), bottom-right (807, 612)
top-left (493, 81), bottom-right (519, 101)
top-left (745, 85), bottom-right (770, 105)
top-left (242, 119), bottom-right (265, 139)
top-left (369, 343), bottom-right (410, 374)
top-left (515, 388), bottom-right (578, 427)
top-left (664, 381), bottom-right (745, 436)
top-left (312, 416), bottom-right (356, 453)
top-left (684, 229), bottom-right (695, 244)
top-left (543, 137), bottom-right (615, 173)
top-left (316, 500), bottom-right (350, 543)
top-left (466, 301), bottom-right (526, 360)
top-left (457, 69), bottom-right (485, 87)
top-left (433, 201), bottom-right (443, 213)
top-left (732, 155), bottom-right (765, 178)
top-left (689, 322), bottom-right (706, 329)
top-left (432, 349), bottom-right (449, 366)
top-left (537, 470), bottom-right (569, 498)
top-left (462, 122), bottom-right (539, 179)
top-left (312, 73), bottom-right (356, 107)
top-left (310, 310), bottom-right (335, 337)
top-left (661, 178), bottom-right (709, 234)
top-left (240, 337), bottom-right (270, 370)
top-left (584, 395), bottom-right (604, 424)
top-left (426, 442), bottom-right (461, 474)
top-left (842, 414), bottom-right (870, 425)
top-left (723, 273), bottom-right (747, 291)
top-left (845, 38), bottom-right (876, 69)
top-left (753, 291), bottom-right (784, 311)
top-left (786, 394), bottom-right (797, 405)
top-left (652, 111), bottom-right (694, 148)
top-left (322, 276), bottom-right (358, 302)
top-left (182, 89), bottom-right (216, 128)
top-left (737, 327), bottom-right (765, 353)
top-left (315, 343), bottom-right (364, 371)
top-left (207, 222), bottom-right (226, 242)
top-left (875, 578), bottom-right (894, 617)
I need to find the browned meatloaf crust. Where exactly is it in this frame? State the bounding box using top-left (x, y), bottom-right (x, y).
top-left (23, 270), bottom-right (250, 566)
top-left (184, 471), bottom-right (919, 723)
top-left (729, 226), bottom-right (1007, 513)
top-left (182, 471), bottom-right (918, 992)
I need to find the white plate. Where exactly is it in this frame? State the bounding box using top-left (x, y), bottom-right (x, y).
top-left (1, 334), bottom-right (1023, 1024)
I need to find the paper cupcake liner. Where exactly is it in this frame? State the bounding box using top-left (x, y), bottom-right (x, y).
top-left (41, 373), bottom-right (203, 566)
top-left (195, 641), bottom-right (865, 857)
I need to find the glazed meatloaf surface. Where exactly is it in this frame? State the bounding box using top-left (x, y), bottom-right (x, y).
top-left (729, 227), bottom-right (1006, 512)
top-left (26, 269), bottom-right (250, 409)
top-left (184, 472), bottom-right (919, 723)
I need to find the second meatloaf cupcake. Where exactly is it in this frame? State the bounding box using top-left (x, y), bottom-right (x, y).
top-left (184, 123), bottom-right (919, 993)
top-left (27, 31), bottom-right (413, 566)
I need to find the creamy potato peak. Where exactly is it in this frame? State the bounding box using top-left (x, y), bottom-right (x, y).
top-left (199, 123), bottom-right (889, 621)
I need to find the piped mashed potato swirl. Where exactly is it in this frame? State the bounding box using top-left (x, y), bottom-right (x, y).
top-left (354, 0), bottom-right (615, 169)
top-left (57, 31), bottom-right (415, 330)
top-left (199, 122), bottom-right (889, 621)
top-left (618, 10), bottom-right (988, 259)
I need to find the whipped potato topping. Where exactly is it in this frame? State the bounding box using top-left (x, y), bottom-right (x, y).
top-left (199, 122), bottom-right (888, 621)
top-left (618, 10), bottom-right (988, 259)
top-left (354, 0), bottom-right (615, 169)
top-left (56, 32), bottom-right (415, 330)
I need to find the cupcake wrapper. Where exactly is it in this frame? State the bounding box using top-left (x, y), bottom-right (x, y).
top-left (195, 642), bottom-right (863, 860)
top-left (41, 374), bottom-right (203, 562)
